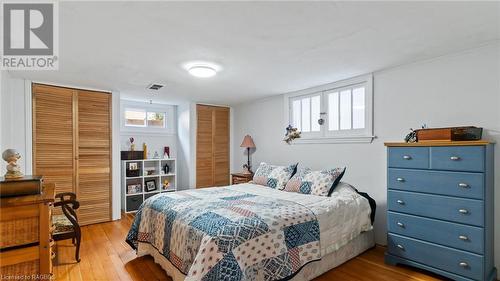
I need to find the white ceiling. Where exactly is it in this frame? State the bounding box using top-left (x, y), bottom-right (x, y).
top-left (9, 1), bottom-right (500, 105)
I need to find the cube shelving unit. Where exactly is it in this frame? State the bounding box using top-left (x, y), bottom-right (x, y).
top-left (121, 158), bottom-right (177, 213)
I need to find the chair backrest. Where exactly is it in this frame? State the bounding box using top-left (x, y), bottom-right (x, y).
top-left (54, 192), bottom-right (80, 226)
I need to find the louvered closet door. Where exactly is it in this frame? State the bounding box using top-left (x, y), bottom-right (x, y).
top-left (196, 105), bottom-right (214, 188)
top-left (77, 90), bottom-right (111, 225)
top-left (196, 105), bottom-right (230, 188)
top-left (32, 84), bottom-right (75, 198)
top-left (213, 107), bottom-right (229, 186)
top-left (33, 84), bottom-right (112, 225)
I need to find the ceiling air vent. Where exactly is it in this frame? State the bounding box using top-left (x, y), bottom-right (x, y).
top-left (147, 83), bottom-right (164, 90)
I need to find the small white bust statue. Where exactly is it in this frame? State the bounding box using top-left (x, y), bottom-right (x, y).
top-left (2, 149), bottom-right (23, 179)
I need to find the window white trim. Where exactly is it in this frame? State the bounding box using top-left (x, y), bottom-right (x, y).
top-left (283, 74), bottom-right (374, 144)
top-left (288, 91), bottom-right (323, 139)
top-left (120, 100), bottom-right (176, 135)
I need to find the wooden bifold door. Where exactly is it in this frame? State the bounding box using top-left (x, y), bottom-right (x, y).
top-left (196, 104), bottom-right (230, 188)
top-left (32, 84), bottom-right (112, 225)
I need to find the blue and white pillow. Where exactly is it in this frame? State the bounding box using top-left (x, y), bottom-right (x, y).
top-left (252, 162), bottom-right (297, 189)
top-left (284, 167), bottom-right (346, 196)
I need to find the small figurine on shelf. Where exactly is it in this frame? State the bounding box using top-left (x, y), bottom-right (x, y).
top-left (163, 179), bottom-right (170, 190)
top-left (404, 124), bottom-right (426, 143)
top-left (404, 129), bottom-right (418, 143)
top-left (129, 137), bottom-right (135, 151)
top-left (2, 149), bottom-right (23, 179)
top-left (163, 163), bottom-right (170, 174)
top-left (143, 142), bottom-right (148, 159)
top-left (284, 125), bottom-right (301, 144)
top-left (164, 146), bottom-right (170, 159)
top-left (153, 151), bottom-right (160, 159)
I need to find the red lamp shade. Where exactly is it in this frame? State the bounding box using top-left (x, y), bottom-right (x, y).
top-left (240, 135), bottom-right (256, 148)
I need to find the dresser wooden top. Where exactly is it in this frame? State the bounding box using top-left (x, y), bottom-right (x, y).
top-left (1, 183), bottom-right (55, 207)
top-left (384, 140), bottom-right (493, 147)
top-left (231, 172), bottom-right (254, 178)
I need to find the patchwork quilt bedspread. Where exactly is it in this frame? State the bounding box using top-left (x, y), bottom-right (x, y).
top-left (126, 187), bottom-right (321, 281)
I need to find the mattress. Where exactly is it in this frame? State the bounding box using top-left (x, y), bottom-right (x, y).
top-left (131, 182), bottom-right (373, 280)
top-left (226, 182), bottom-right (373, 256)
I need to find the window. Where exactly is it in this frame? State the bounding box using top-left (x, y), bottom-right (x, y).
top-left (147, 112), bottom-right (165, 128)
top-left (327, 86), bottom-right (365, 132)
top-left (124, 109), bottom-right (167, 128)
top-left (290, 94), bottom-right (321, 135)
top-left (121, 100), bottom-right (176, 135)
top-left (285, 74), bottom-right (373, 143)
top-left (125, 109), bottom-right (146, 127)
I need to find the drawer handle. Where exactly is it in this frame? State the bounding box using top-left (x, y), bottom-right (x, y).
top-left (459, 262), bottom-right (469, 268)
top-left (396, 177), bottom-right (405, 182)
top-left (396, 244), bottom-right (405, 250)
top-left (450, 156), bottom-right (461, 161)
top-left (458, 209), bottom-right (469, 214)
top-left (458, 183), bottom-right (469, 188)
top-left (402, 155), bottom-right (412, 160)
top-left (458, 235), bottom-right (469, 241)
top-left (396, 222), bottom-right (405, 228)
top-left (396, 200), bottom-right (405, 205)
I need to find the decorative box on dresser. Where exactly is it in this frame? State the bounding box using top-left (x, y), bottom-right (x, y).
top-left (384, 141), bottom-right (496, 281)
top-left (0, 183), bottom-right (55, 279)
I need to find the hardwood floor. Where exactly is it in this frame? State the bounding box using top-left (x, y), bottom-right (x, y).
top-left (53, 214), bottom-right (445, 281)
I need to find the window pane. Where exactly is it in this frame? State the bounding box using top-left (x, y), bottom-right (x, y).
top-left (301, 98), bottom-right (311, 132)
top-left (340, 90), bottom-right (352, 130)
top-left (311, 95), bottom-right (320, 132)
top-left (328, 92), bottom-right (339, 131)
top-left (125, 110), bottom-right (146, 126)
top-left (292, 100), bottom-right (301, 131)
top-left (147, 112), bottom-right (166, 128)
top-left (352, 87), bottom-right (365, 129)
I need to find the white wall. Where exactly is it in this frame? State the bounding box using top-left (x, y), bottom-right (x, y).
top-left (119, 134), bottom-right (178, 158)
top-left (232, 43), bottom-right (500, 268)
top-left (0, 72), bottom-right (29, 175)
top-left (0, 71), bottom-right (4, 174)
top-left (111, 92), bottom-right (121, 220)
top-left (176, 101), bottom-right (195, 189)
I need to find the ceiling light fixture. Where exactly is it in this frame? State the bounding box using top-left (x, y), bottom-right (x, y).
top-left (188, 65), bottom-right (217, 78)
top-left (184, 61), bottom-right (221, 78)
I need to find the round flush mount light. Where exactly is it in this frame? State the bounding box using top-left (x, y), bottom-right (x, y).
top-left (188, 65), bottom-right (217, 78)
top-left (184, 61), bottom-right (221, 78)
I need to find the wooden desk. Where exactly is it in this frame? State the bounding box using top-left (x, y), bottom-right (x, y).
top-left (0, 184), bottom-right (55, 279)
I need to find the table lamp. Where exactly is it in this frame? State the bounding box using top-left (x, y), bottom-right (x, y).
top-left (240, 135), bottom-right (256, 174)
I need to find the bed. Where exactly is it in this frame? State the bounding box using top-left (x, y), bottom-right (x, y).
top-left (126, 182), bottom-right (375, 281)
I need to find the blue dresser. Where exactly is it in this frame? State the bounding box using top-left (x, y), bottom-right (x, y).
top-left (385, 142), bottom-right (496, 281)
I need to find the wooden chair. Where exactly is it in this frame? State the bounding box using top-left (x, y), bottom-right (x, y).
top-left (52, 192), bottom-right (81, 262)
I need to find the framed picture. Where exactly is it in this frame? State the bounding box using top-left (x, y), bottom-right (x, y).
top-left (127, 184), bottom-right (142, 194)
top-left (145, 168), bottom-right (156, 175)
top-left (128, 162), bottom-right (138, 170)
top-left (145, 179), bottom-right (157, 192)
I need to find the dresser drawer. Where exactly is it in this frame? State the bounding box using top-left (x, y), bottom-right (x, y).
top-left (388, 234), bottom-right (483, 280)
top-left (388, 147), bottom-right (429, 169)
top-left (233, 178), bottom-right (250, 184)
top-left (430, 146), bottom-right (485, 172)
top-left (388, 212), bottom-right (484, 254)
top-left (388, 169), bottom-right (484, 199)
top-left (388, 190), bottom-right (484, 227)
